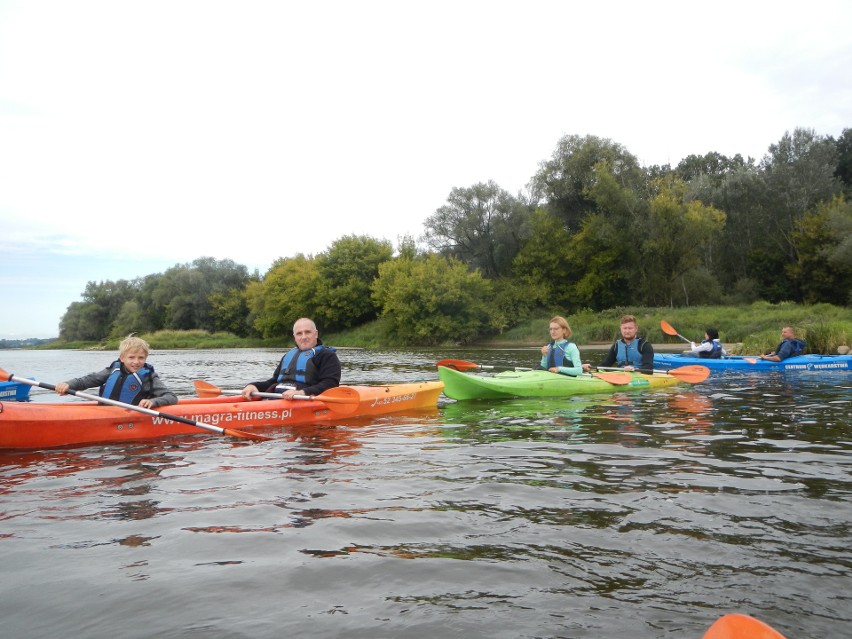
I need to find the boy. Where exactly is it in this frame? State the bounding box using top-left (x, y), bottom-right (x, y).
top-left (56, 335), bottom-right (177, 408)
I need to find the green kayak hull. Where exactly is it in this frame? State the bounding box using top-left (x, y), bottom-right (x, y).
top-left (438, 366), bottom-right (680, 400)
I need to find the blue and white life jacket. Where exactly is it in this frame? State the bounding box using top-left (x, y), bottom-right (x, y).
top-left (100, 360), bottom-right (154, 405)
top-left (775, 338), bottom-right (807, 359)
top-left (276, 345), bottom-right (334, 388)
top-left (546, 340), bottom-right (576, 369)
top-left (615, 338), bottom-right (647, 367)
top-left (698, 339), bottom-right (724, 359)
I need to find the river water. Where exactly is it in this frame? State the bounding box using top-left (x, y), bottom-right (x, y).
top-left (0, 348), bottom-right (849, 638)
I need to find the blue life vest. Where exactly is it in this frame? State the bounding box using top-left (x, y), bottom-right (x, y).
top-left (546, 341), bottom-right (576, 369)
top-left (615, 338), bottom-right (647, 367)
top-left (698, 339), bottom-right (724, 359)
top-left (100, 360), bottom-right (154, 405)
top-left (276, 345), bottom-right (334, 387)
top-left (775, 338), bottom-right (807, 360)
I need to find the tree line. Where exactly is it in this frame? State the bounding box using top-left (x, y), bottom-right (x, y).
top-left (59, 127), bottom-right (852, 345)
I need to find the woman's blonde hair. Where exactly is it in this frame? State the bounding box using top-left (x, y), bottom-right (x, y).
top-left (119, 334), bottom-right (150, 357)
top-left (549, 316), bottom-right (572, 340)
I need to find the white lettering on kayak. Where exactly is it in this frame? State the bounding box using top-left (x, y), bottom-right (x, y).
top-left (784, 362), bottom-right (850, 370)
top-left (370, 392), bottom-right (417, 408)
top-left (151, 409), bottom-right (292, 426)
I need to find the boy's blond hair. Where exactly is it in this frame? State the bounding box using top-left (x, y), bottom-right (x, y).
top-left (119, 335), bottom-right (150, 357)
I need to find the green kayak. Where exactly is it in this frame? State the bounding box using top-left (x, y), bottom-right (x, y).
top-left (438, 366), bottom-right (681, 400)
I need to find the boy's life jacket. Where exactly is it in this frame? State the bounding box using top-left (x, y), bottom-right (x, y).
top-left (100, 360), bottom-right (154, 405)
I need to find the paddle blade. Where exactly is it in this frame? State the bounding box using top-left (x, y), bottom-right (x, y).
top-left (436, 359), bottom-right (480, 371)
top-left (701, 613), bottom-right (787, 639)
top-left (660, 320), bottom-right (679, 336)
top-left (591, 371), bottom-right (632, 385)
top-left (312, 387), bottom-right (361, 415)
top-left (660, 320), bottom-right (691, 343)
top-left (223, 428), bottom-right (271, 441)
top-left (0, 367), bottom-right (12, 382)
top-left (194, 379), bottom-right (224, 398)
top-left (667, 365), bottom-right (710, 384)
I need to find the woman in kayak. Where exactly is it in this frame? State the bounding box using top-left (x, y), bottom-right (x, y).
top-left (539, 316), bottom-right (588, 376)
top-left (688, 327), bottom-right (727, 358)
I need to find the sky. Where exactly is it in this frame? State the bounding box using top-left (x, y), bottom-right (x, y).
top-left (1, 1), bottom-right (850, 339)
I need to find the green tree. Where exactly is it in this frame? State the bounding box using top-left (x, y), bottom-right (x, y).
top-left (761, 127), bottom-right (842, 261)
top-left (511, 209), bottom-right (573, 308)
top-left (788, 196), bottom-right (852, 305)
top-left (372, 254), bottom-right (494, 345)
top-left (422, 181), bottom-right (532, 278)
top-left (566, 212), bottom-right (635, 310)
top-left (109, 300), bottom-right (150, 338)
top-left (835, 127), bottom-right (852, 195)
top-left (249, 255), bottom-right (322, 339)
top-left (148, 257), bottom-right (250, 331)
top-left (209, 288), bottom-right (253, 336)
top-left (563, 161), bottom-right (648, 310)
top-left (315, 235), bottom-right (394, 330)
top-left (531, 134), bottom-right (645, 233)
top-left (58, 301), bottom-right (106, 341)
top-left (638, 178), bottom-right (726, 306)
top-left (675, 151), bottom-right (750, 184)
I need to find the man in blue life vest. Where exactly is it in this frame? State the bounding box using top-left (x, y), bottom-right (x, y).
top-left (241, 318), bottom-right (341, 400)
top-left (600, 314), bottom-right (655, 373)
top-left (759, 325), bottom-right (807, 362)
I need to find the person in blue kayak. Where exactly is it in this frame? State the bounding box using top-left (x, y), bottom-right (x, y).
top-left (539, 316), bottom-right (587, 376)
top-left (600, 314), bottom-right (654, 373)
top-left (54, 335), bottom-right (177, 409)
top-left (688, 327), bottom-right (727, 359)
top-left (241, 317), bottom-right (341, 400)
top-left (759, 325), bottom-right (807, 362)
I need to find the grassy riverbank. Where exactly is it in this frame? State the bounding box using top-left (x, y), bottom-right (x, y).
top-left (31, 303), bottom-right (852, 355)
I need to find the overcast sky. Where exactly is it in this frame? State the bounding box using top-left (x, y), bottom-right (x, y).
top-left (1, 0), bottom-right (850, 338)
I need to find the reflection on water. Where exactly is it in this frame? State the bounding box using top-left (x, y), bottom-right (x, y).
top-left (0, 348), bottom-right (850, 638)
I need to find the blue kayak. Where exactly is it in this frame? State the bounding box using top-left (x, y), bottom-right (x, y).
top-left (0, 380), bottom-right (32, 401)
top-left (654, 353), bottom-right (851, 372)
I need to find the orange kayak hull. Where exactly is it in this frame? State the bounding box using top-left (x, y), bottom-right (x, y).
top-left (0, 382), bottom-right (444, 450)
top-left (702, 614), bottom-right (787, 639)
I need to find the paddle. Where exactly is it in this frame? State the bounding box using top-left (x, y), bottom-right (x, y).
top-left (0, 368), bottom-right (269, 441)
top-left (436, 359), bottom-right (532, 372)
top-left (660, 320), bottom-right (692, 344)
top-left (597, 364), bottom-right (710, 384)
top-left (193, 380), bottom-right (361, 416)
top-left (436, 359), bottom-right (632, 385)
top-left (701, 613), bottom-right (787, 639)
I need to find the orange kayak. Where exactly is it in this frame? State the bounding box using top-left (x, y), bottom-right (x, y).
top-left (702, 613), bottom-right (787, 639)
top-left (0, 381), bottom-right (444, 450)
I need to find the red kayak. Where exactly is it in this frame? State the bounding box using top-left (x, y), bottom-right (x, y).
top-left (0, 381), bottom-right (444, 449)
top-left (702, 614), bottom-right (787, 638)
